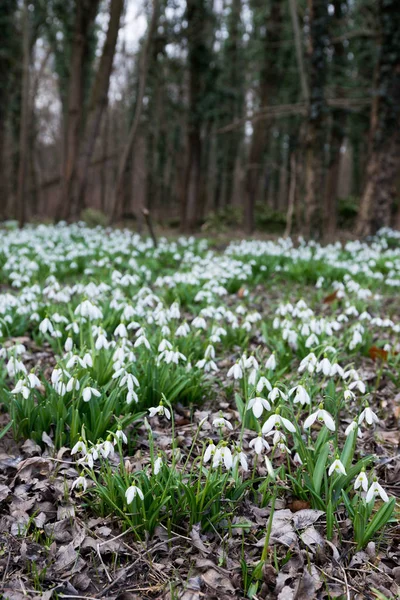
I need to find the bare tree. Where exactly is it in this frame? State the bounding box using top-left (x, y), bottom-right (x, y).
top-left (111, 0), bottom-right (160, 223)
top-left (356, 0), bottom-right (400, 236)
top-left (16, 0), bottom-right (30, 228)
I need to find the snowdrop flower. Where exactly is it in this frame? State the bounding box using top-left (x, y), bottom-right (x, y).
top-left (349, 379), bottom-right (366, 394)
top-left (114, 429), bottom-right (128, 444)
top-left (328, 458), bottom-right (347, 476)
top-left (125, 484), bottom-right (144, 503)
top-left (289, 385), bottom-right (311, 406)
top-left (114, 323), bottom-right (128, 338)
top-left (249, 433), bottom-right (270, 455)
top-left (268, 387), bottom-right (287, 402)
top-left (344, 389), bottom-right (356, 401)
top-left (158, 339), bottom-right (173, 353)
top-left (298, 353), bottom-right (317, 374)
top-left (134, 335), bottom-right (151, 349)
top-left (196, 357), bottom-right (218, 372)
top-left (192, 316), bottom-right (207, 330)
top-left (212, 416), bottom-right (233, 430)
top-left (305, 333), bottom-right (319, 348)
top-left (265, 456), bottom-right (275, 479)
top-left (39, 317), bottom-right (54, 335)
top-left (154, 455), bottom-right (163, 475)
top-left (256, 377), bottom-right (272, 394)
top-left (358, 406), bottom-right (379, 426)
top-left (82, 387), bottom-right (101, 402)
top-left (64, 337), bottom-right (73, 352)
top-left (98, 440), bottom-right (114, 459)
top-left (66, 377), bottom-right (80, 392)
top-left (7, 358), bottom-right (27, 377)
top-left (232, 447), bottom-right (248, 471)
top-left (304, 404), bottom-right (335, 431)
top-left (227, 363), bottom-right (243, 380)
top-left (262, 411), bottom-right (296, 434)
top-left (75, 300), bottom-right (103, 320)
top-left (71, 439), bottom-right (87, 456)
top-left (11, 379), bottom-right (30, 399)
top-left (354, 469), bottom-right (368, 492)
top-left (127, 389), bottom-right (139, 404)
top-left (265, 353), bottom-right (277, 370)
top-left (148, 402), bottom-right (171, 420)
top-left (71, 476), bottom-right (87, 492)
top-left (247, 396), bottom-right (271, 418)
top-left (175, 323), bottom-right (190, 337)
top-left (204, 440), bottom-right (216, 463)
top-left (366, 478), bottom-right (389, 503)
top-left (345, 420), bottom-right (363, 438)
top-left (212, 445), bottom-right (233, 469)
top-left (317, 357), bottom-right (333, 376)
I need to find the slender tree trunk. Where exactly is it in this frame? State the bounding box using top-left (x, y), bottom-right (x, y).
top-left (16, 0), bottom-right (30, 228)
top-left (303, 0), bottom-right (329, 239)
top-left (71, 0), bottom-right (124, 218)
top-left (111, 0), bottom-right (159, 223)
top-left (356, 0), bottom-right (400, 236)
top-left (243, 0), bottom-right (283, 234)
top-left (57, 0), bottom-right (100, 221)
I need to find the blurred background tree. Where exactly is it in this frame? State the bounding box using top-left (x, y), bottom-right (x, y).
top-left (0, 0), bottom-right (399, 237)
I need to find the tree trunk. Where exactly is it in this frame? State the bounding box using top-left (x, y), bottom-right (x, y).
top-left (303, 0), bottom-right (329, 239)
top-left (111, 0), bottom-right (159, 223)
top-left (243, 0), bottom-right (282, 234)
top-left (181, 0), bottom-right (212, 232)
top-left (71, 0), bottom-right (124, 218)
top-left (16, 0), bottom-right (30, 228)
top-left (57, 0), bottom-right (100, 221)
top-left (323, 0), bottom-right (347, 241)
top-left (356, 0), bottom-right (400, 236)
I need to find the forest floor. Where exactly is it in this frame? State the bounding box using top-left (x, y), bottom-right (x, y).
top-left (0, 224), bottom-right (399, 600)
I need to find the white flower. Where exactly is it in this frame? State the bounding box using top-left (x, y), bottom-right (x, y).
top-left (345, 420), bottom-right (363, 438)
top-left (305, 333), bottom-right (319, 348)
top-left (39, 317), bottom-right (54, 335)
top-left (249, 434), bottom-right (270, 455)
top-left (64, 337), bottom-right (73, 352)
top-left (317, 357), bottom-right (332, 376)
top-left (354, 470), bottom-right (368, 492)
top-left (298, 353), bottom-right (317, 374)
top-left (114, 323), bottom-right (128, 338)
top-left (212, 417), bottom-right (233, 430)
top-left (358, 406), bottom-right (379, 426)
top-left (99, 440), bottom-right (114, 458)
top-left (289, 385), bottom-right (310, 406)
top-left (349, 379), bottom-right (366, 394)
top-left (114, 429), bottom-right (128, 444)
top-left (247, 396), bottom-right (271, 418)
top-left (233, 448), bottom-right (248, 471)
top-left (82, 387), bottom-right (101, 402)
top-left (227, 363), bottom-right (243, 380)
top-left (328, 458), bottom-right (347, 476)
top-left (125, 485), bottom-right (144, 503)
top-left (95, 332), bottom-right (109, 350)
top-left (134, 335), bottom-right (151, 349)
top-left (204, 441), bottom-right (216, 463)
top-left (344, 389), bottom-right (356, 401)
top-left (175, 323), bottom-right (190, 337)
top-left (256, 377), bottom-right (272, 393)
top-left (154, 456), bottom-right (163, 475)
top-left (212, 445), bottom-right (233, 469)
top-left (304, 406), bottom-right (335, 431)
top-left (265, 456), bottom-right (275, 478)
top-left (262, 413), bottom-right (296, 434)
top-left (265, 354), bottom-right (276, 370)
top-left (366, 479), bottom-right (389, 503)
top-left (71, 440), bottom-right (87, 456)
top-left (11, 379), bottom-right (30, 399)
top-left (71, 476), bottom-right (87, 492)
top-left (148, 403), bottom-right (171, 420)
top-left (268, 387), bottom-right (287, 402)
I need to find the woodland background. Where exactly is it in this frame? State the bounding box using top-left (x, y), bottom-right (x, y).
top-left (1, 0), bottom-right (400, 238)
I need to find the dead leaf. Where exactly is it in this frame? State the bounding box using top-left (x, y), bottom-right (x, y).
top-left (0, 484), bottom-right (11, 501)
top-left (201, 568), bottom-right (235, 593)
top-left (323, 290), bottom-right (339, 304)
top-left (300, 526), bottom-right (325, 551)
top-left (190, 524), bottom-right (210, 555)
top-left (16, 457), bottom-right (52, 481)
top-left (292, 509), bottom-right (324, 530)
